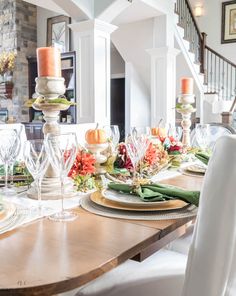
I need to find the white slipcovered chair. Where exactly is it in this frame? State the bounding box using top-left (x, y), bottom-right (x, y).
top-left (60, 123), bottom-right (96, 147)
top-left (0, 123), bottom-right (27, 161)
top-left (168, 122), bottom-right (236, 255)
top-left (69, 135), bottom-right (236, 296)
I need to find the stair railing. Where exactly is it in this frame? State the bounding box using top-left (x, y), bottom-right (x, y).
top-left (175, 0), bottom-right (236, 100)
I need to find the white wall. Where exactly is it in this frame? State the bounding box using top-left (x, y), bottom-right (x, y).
top-left (190, 0), bottom-right (236, 64)
top-left (125, 63), bottom-right (150, 132)
top-left (111, 47), bottom-right (125, 76)
top-left (111, 18), bottom-right (154, 92)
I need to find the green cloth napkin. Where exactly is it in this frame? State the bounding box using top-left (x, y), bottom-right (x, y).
top-left (108, 182), bottom-right (200, 207)
top-left (195, 152), bottom-right (210, 165)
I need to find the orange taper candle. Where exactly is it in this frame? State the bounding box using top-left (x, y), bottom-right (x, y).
top-left (36, 47), bottom-right (61, 77)
top-left (181, 77), bottom-right (193, 94)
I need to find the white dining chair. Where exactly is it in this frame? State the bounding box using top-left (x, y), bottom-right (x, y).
top-left (60, 123), bottom-right (96, 147)
top-left (71, 135), bottom-right (236, 296)
top-left (168, 122), bottom-right (236, 255)
top-left (0, 123), bottom-right (27, 161)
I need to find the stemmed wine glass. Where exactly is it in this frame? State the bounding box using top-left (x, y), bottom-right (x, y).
top-left (103, 125), bottom-right (120, 150)
top-left (126, 126), bottom-right (150, 181)
top-left (24, 140), bottom-right (49, 213)
top-left (0, 129), bottom-right (19, 195)
top-left (8, 131), bottom-right (22, 196)
top-left (45, 132), bottom-right (78, 222)
top-left (130, 126), bottom-right (151, 160)
top-left (195, 124), bottom-right (210, 151)
top-left (168, 125), bottom-right (183, 141)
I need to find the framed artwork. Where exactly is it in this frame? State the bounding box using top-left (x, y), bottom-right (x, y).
top-left (47, 15), bottom-right (71, 52)
top-left (221, 0), bottom-right (236, 43)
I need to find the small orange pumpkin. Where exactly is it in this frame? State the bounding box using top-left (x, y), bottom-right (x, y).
top-left (85, 124), bottom-right (107, 144)
top-left (151, 127), bottom-right (167, 138)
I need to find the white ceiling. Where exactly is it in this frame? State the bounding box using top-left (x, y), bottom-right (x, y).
top-left (113, 0), bottom-right (162, 25)
top-left (23, 0), bottom-right (67, 15)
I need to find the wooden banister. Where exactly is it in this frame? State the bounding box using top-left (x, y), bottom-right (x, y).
top-left (176, 0), bottom-right (236, 100)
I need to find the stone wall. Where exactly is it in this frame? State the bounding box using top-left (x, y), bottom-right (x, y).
top-left (0, 0), bottom-right (37, 122)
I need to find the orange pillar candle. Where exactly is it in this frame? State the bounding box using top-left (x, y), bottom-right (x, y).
top-left (181, 77), bottom-right (193, 94)
top-left (36, 47), bottom-right (61, 77)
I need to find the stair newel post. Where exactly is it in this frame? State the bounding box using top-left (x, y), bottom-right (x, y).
top-left (200, 32), bottom-right (207, 82)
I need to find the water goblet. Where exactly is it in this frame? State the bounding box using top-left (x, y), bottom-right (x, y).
top-left (125, 132), bottom-right (150, 182)
top-left (8, 131), bottom-right (22, 196)
top-left (0, 129), bottom-right (19, 195)
top-left (45, 132), bottom-right (78, 222)
top-left (103, 125), bottom-right (120, 150)
top-left (168, 125), bottom-right (183, 141)
top-left (195, 124), bottom-right (210, 151)
top-left (130, 126), bottom-right (150, 161)
top-left (24, 140), bottom-right (49, 213)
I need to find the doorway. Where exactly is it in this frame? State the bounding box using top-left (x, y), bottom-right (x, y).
top-left (110, 78), bottom-right (125, 141)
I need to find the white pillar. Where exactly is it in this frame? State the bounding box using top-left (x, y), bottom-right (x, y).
top-left (147, 15), bottom-right (179, 126)
top-left (69, 19), bottom-right (117, 125)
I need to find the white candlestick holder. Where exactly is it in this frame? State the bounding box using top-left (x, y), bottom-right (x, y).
top-left (27, 76), bottom-right (77, 200)
top-left (177, 94), bottom-right (196, 148)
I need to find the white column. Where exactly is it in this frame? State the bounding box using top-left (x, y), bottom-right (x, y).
top-left (69, 19), bottom-right (117, 125)
top-left (147, 15), bottom-right (179, 126)
top-left (147, 47), bottom-right (179, 126)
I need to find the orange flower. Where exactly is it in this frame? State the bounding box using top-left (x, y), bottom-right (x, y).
top-left (68, 150), bottom-right (96, 178)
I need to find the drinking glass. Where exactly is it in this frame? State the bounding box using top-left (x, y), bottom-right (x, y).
top-left (130, 126), bottom-right (150, 160)
top-left (168, 125), bottom-right (183, 141)
top-left (125, 135), bottom-right (141, 181)
top-left (126, 127), bottom-right (150, 181)
top-left (0, 129), bottom-right (19, 194)
top-left (45, 133), bottom-right (77, 222)
top-left (195, 124), bottom-right (210, 150)
top-left (8, 130), bottom-right (22, 195)
top-left (24, 140), bottom-right (49, 212)
top-left (103, 125), bottom-right (120, 152)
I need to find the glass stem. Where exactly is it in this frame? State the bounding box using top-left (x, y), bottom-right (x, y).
top-left (10, 162), bottom-right (14, 186)
top-left (37, 178), bottom-right (42, 211)
top-left (60, 175), bottom-right (65, 213)
top-left (5, 162), bottom-right (8, 188)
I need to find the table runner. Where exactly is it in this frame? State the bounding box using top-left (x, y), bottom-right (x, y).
top-left (0, 189), bottom-right (83, 234)
top-left (0, 165), bottom-right (200, 234)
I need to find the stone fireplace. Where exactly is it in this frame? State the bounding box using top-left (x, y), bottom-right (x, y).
top-left (0, 0), bottom-right (37, 122)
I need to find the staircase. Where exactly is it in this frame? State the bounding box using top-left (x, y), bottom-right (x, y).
top-left (174, 0), bottom-right (236, 103)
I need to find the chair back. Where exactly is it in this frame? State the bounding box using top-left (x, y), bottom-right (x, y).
top-left (191, 123), bottom-right (235, 149)
top-left (0, 123), bottom-right (27, 161)
top-left (182, 135), bottom-right (236, 296)
top-left (60, 123), bottom-right (96, 147)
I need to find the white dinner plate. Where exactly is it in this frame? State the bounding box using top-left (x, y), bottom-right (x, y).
top-left (103, 189), bottom-right (170, 207)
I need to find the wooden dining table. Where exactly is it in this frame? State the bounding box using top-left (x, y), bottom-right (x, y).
top-left (0, 174), bottom-right (202, 296)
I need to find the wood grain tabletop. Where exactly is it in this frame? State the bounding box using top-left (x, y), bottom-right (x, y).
top-left (0, 174), bottom-right (203, 295)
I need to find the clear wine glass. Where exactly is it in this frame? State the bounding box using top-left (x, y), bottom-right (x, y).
top-left (195, 124), bottom-right (210, 151)
top-left (103, 125), bottom-right (120, 152)
top-left (0, 129), bottom-right (19, 195)
top-left (24, 140), bottom-right (49, 212)
top-left (168, 125), bottom-right (183, 141)
top-left (126, 127), bottom-right (150, 181)
top-left (8, 129), bottom-right (22, 195)
top-left (45, 132), bottom-right (78, 222)
top-left (125, 135), bottom-right (141, 181)
top-left (130, 126), bottom-right (150, 160)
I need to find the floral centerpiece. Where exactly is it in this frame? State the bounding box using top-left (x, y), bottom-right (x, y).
top-left (0, 51), bottom-right (16, 82)
top-left (157, 135), bottom-right (184, 167)
top-left (114, 142), bottom-right (169, 178)
top-left (68, 149), bottom-right (97, 192)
